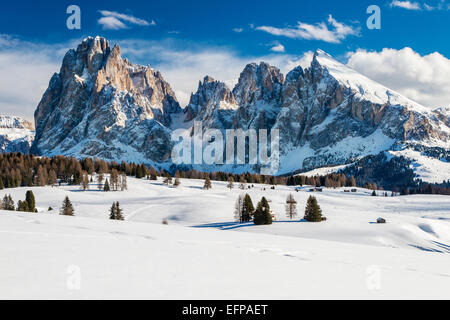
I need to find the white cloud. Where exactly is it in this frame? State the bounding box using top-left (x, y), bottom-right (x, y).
top-left (347, 47), bottom-right (450, 108)
top-left (389, 1), bottom-right (422, 10)
top-left (256, 15), bottom-right (359, 44)
top-left (233, 28), bottom-right (244, 33)
top-left (0, 35), bottom-right (71, 120)
top-left (270, 44), bottom-right (285, 53)
top-left (98, 10), bottom-right (155, 30)
top-left (98, 17), bottom-right (127, 30)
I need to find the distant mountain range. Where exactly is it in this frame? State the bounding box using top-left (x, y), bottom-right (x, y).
top-left (1, 36), bottom-right (449, 182)
top-left (0, 115), bottom-right (34, 154)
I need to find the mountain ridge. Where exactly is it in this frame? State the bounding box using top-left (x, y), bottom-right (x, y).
top-left (23, 36), bottom-right (450, 181)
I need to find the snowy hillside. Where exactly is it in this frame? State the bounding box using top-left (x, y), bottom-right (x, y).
top-left (1, 177), bottom-right (449, 299)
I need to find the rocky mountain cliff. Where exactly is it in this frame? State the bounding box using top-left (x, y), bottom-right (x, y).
top-left (0, 115), bottom-right (35, 154)
top-left (32, 36), bottom-right (181, 164)
top-left (31, 37), bottom-right (450, 181)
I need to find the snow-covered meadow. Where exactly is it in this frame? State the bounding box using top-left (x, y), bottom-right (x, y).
top-left (0, 177), bottom-right (449, 299)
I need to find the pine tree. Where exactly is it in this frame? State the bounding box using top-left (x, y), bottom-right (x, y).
top-left (285, 194), bottom-right (298, 219)
top-left (304, 196), bottom-right (322, 222)
top-left (25, 190), bottom-right (36, 212)
top-left (372, 190), bottom-right (377, 197)
top-left (254, 197), bottom-right (272, 225)
top-left (60, 196), bottom-right (74, 216)
top-left (203, 175), bottom-right (212, 190)
top-left (115, 202), bottom-right (124, 220)
top-left (104, 179), bottom-right (110, 192)
top-left (242, 194), bottom-right (255, 222)
top-left (109, 202), bottom-right (124, 220)
top-left (17, 200), bottom-right (29, 212)
top-left (0, 177), bottom-right (4, 190)
top-left (227, 177), bottom-right (234, 190)
top-left (174, 177), bottom-right (181, 187)
top-left (109, 202), bottom-right (117, 220)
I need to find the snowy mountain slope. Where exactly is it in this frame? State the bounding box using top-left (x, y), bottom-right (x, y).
top-left (31, 36), bottom-right (450, 182)
top-left (0, 115), bottom-right (34, 153)
top-left (0, 177), bottom-right (449, 299)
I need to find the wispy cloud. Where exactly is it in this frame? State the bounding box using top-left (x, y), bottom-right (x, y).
top-left (389, 1), bottom-right (421, 10)
top-left (389, 0), bottom-right (449, 11)
top-left (270, 44), bottom-right (285, 53)
top-left (98, 10), bottom-right (155, 30)
top-left (233, 28), bottom-right (244, 33)
top-left (255, 15), bottom-right (359, 44)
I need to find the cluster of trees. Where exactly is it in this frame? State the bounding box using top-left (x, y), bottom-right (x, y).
top-left (234, 194), bottom-right (324, 224)
top-left (0, 153), bottom-right (158, 190)
top-left (0, 191), bottom-right (37, 212)
top-left (287, 174), bottom-right (357, 189)
top-left (234, 194), bottom-right (272, 225)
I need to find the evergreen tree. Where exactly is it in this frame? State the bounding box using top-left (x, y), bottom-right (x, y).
top-left (109, 202), bottom-right (117, 220)
top-left (109, 202), bottom-right (124, 220)
top-left (174, 177), bottom-right (181, 187)
top-left (304, 196), bottom-right (323, 222)
top-left (115, 202), bottom-right (124, 220)
top-left (285, 194), bottom-right (298, 219)
top-left (203, 175), bottom-right (212, 190)
top-left (17, 200), bottom-right (29, 212)
top-left (60, 196), bottom-right (74, 216)
top-left (0, 177), bottom-right (4, 190)
top-left (25, 190), bottom-right (36, 212)
top-left (372, 190), bottom-right (377, 197)
top-left (104, 179), bottom-right (110, 192)
top-left (253, 197), bottom-right (272, 225)
top-left (242, 194), bottom-right (255, 222)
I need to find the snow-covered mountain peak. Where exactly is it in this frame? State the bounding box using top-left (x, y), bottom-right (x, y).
top-left (311, 49), bottom-right (430, 114)
top-left (0, 115), bottom-right (35, 153)
top-left (0, 115), bottom-right (34, 130)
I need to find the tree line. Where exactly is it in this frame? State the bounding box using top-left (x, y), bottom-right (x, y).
top-left (0, 153), bottom-right (448, 196)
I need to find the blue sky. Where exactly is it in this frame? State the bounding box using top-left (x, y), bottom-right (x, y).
top-left (1, 0), bottom-right (450, 119)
